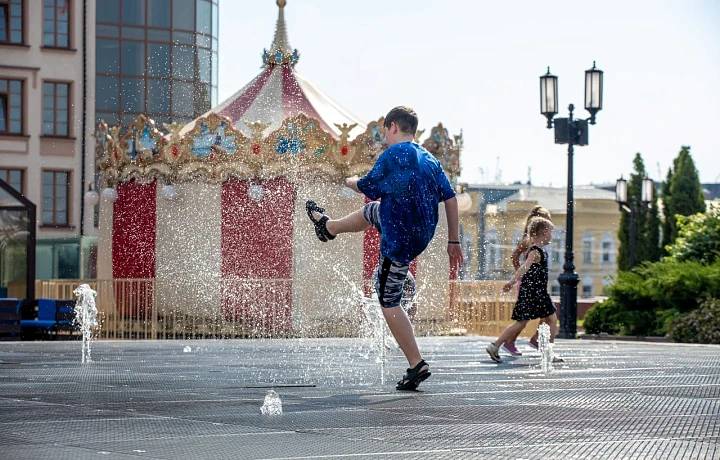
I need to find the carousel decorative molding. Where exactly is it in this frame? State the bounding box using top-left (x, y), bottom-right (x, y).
top-left (95, 113), bottom-right (463, 188)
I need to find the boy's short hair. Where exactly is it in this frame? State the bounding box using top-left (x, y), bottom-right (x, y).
top-left (384, 106), bottom-right (418, 135)
top-left (527, 216), bottom-right (553, 237)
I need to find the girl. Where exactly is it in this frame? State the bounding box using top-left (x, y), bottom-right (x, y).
top-left (501, 206), bottom-right (552, 356)
top-left (486, 217), bottom-right (562, 363)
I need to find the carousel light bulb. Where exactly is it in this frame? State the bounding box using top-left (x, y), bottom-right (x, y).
top-left (85, 189), bottom-right (100, 207)
top-left (248, 184), bottom-right (264, 201)
top-left (161, 184), bottom-right (178, 201)
top-left (102, 187), bottom-right (118, 202)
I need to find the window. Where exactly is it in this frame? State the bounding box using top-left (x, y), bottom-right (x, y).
top-left (582, 276), bottom-right (594, 297)
top-left (551, 280), bottom-right (560, 296)
top-left (42, 170), bottom-right (71, 226)
top-left (601, 233), bottom-right (615, 265)
top-left (485, 228), bottom-right (501, 271)
top-left (582, 231), bottom-right (594, 265)
top-left (0, 79), bottom-right (23, 134)
top-left (0, 0), bottom-right (23, 44)
top-left (0, 168), bottom-right (23, 193)
top-left (552, 227), bottom-right (565, 266)
top-left (43, 0), bottom-right (70, 48)
top-left (43, 82), bottom-right (70, 136)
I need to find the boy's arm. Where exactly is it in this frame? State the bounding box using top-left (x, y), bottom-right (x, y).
top-left (503, 249), bottom-right (540, 292)
top-left (344, 176), bottom-right (361, 193)
top-left (444, 197), bottom-right (464, 269)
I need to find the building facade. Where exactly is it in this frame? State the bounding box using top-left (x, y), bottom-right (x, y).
top-left (0, 0), bottom-right (218, 294)
top-left (458, 184), bottom-right (621, 298)
top-left (1, 0), bottom-right (93, 296)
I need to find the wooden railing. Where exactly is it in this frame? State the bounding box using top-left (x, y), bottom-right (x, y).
top-left (34, 278), bottom-right (538, 339)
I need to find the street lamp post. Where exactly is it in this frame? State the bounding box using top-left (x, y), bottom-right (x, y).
top-left (616, 176), bottom-right (654, 269)
top-left (539, 62), bottom-right (604, 339)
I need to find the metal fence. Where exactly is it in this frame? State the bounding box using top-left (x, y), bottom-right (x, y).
top-left (34, 278), bottom-right (533, 340)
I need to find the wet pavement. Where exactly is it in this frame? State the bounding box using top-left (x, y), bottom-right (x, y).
top-left (0, 337), bottom-right (718, 459)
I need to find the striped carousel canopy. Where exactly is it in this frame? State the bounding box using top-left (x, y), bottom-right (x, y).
top-left (181, 0), bottom-right (366, 141)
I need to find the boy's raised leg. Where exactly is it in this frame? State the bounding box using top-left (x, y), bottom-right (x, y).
top-left (309, 207), bottom-right (370, 237)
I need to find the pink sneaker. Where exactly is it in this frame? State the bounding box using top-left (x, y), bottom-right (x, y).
top-left (528, 338), bottom-right (539, 350)
top-left (501, 342), bottom-right (523, 356)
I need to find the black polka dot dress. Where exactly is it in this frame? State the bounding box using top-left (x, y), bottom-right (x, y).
top-left (511, 245), bottom-right (557, 321)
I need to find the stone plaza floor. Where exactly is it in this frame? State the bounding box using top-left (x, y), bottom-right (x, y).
top-left (0, 336), bottom-right (718, 459)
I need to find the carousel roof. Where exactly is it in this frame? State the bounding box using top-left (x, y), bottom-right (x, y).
top-left (181, 0), bottom-right (366, 140)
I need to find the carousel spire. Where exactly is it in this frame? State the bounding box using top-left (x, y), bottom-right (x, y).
top-left (262, 0), bottom-right (300, 67)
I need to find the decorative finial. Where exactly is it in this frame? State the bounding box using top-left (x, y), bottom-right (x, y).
top-left (261, 0), bottom-right (299, 67)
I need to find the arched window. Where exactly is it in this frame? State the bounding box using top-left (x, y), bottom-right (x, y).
top-left (582, 231), bottom-right (594, 265)
top-left (601, 232), bottom-right (615, 265)
top-left (551, 280), bottom-right (560, 296)
top-left (582, 275), bottom-right (594, 297)
top-left (485, 228), bottom-right (501, 271)
top-left (552, 227), bottom-right (565, 267)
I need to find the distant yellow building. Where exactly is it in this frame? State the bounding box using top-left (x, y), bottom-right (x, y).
top-left (458, 184), bottom-right (620, 298)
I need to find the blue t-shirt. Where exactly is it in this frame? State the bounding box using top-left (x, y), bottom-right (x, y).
top-left (357, 142), bottom-right (456, 263)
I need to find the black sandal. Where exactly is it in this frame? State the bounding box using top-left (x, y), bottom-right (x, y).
top-left (306, 200), bottom-right (335, 242)
top-left (396, 359), bottom-right (431, 391)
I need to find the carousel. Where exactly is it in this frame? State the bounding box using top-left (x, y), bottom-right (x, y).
top-left (93, 0), bottom-right (466, 335)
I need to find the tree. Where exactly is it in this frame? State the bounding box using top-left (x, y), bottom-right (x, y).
top-left (662, 146), bottom-right (706, 251)
top-left (661, 167), bottom-right (674, 250)
top-left (617, 153), bottom-right (662, 271)
top-left (666, 204), bottom-right (720, 264)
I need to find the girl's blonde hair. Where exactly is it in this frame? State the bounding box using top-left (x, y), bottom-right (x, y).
top-left (527, 216), bottom-right (554, 238)
top-left (521, 206), bottom-right (551, 240)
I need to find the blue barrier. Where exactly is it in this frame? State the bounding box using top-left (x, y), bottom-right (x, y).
top-left (21, 299), bottom-right (77, 339)
top-left (0, 298), bottom-right (22, 340)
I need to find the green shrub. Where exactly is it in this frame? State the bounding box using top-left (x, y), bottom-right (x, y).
top-left (583, 260), bottom-right (720, 336)
top-left (668, 298), bottom-right (720, 344)
top-left (666, 204), bottom-right (720, 264)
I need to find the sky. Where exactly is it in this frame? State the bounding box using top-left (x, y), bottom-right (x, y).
top-left (218, 0), bottom-right (720, 187)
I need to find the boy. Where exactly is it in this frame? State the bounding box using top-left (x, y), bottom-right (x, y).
top-left (306, 106), bottom-right (463, 390)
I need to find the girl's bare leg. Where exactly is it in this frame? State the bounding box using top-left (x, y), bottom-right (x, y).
top-left (493, 321), bottom-right (528, 347)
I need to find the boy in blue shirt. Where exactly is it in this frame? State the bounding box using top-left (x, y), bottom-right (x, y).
top-left (306, 106), bottom-right (463, 390)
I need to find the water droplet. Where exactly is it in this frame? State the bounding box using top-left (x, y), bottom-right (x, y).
top-left (183, 346), bottom-right (192, 353)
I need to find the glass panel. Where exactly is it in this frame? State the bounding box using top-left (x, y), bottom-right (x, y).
top-left (42, 171), bottom-right (53, 187)
top-left (57, 34), bottom-right (68, 47)
top-left (121, 78), bottom-right (145, 112)
top-left (57, 83), bottom-right (68, 97)
top-left (212, 2), bottom-right (218, 37)
top-left (43, 33), bottom-right (55, 46)
top-left (96, 76), bottom-right (120, 110)
top-left (198, 48), bottom-right (210, 83)
top-left (0, 98), bottom-right (6, 131)
top-left (57, 110), bottom-right (67, 122)
top-left (58, 244), bottom-right (79, 278)
top-left (0, 80), bottom-right (7, 92)
top-left (194, 83), bottom-right (210, 115)
top-left (147, 79), bottom-right (170, 114)
top-left (147, 43), bottom-right (170, 77)
top-left (44, 19), bottom-right (55, 33)
top-left (121, 26), bottom-right (145, 39)
top-left (96, 111), bottom-right (120, 126)
top-left (172, 45), bottom-right (194, 80)
top-left (211, 51), bottom-right (218, 86)
top-left (57, 94), bottom-right (68, 110)
top-left (122, 0), bottom-right (146, 25)
top-left (147, 28), bottom-right (170, 41)
top-left (172, 31), bottom-right (193, 44)
top-left (96, 39), bottom-right (120, 73)
top-left (172, 0), bottom-right (195, 31)
top-left (172, 81), bottom-right (194, 116)
top-left (42, 211), bottom-right (54, 224)
top-left (97, 24), bottom-right (119, 37)
top-left (0, 7), bottom-right (6, 42)
top-left (43, 109), bottom-right (54, 124)
top-left (148, 0), bottom-right (171, 28)
top-left (43, 122), bottom-right (54, 135)
top-left (97, 0), bottom-right (120, 23)
top-left (195, 33), bottom-right (210, 47)
top-left (57, 210), bottom-right (67, 225)
top-left (9, 120), bottom-right (20, 133)
top-left (196, 0), bottom-right (211, 34)
top-left (58, 21), bottom-right (68, 34)
top-left (122, 40), bottom-right (146, 75)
